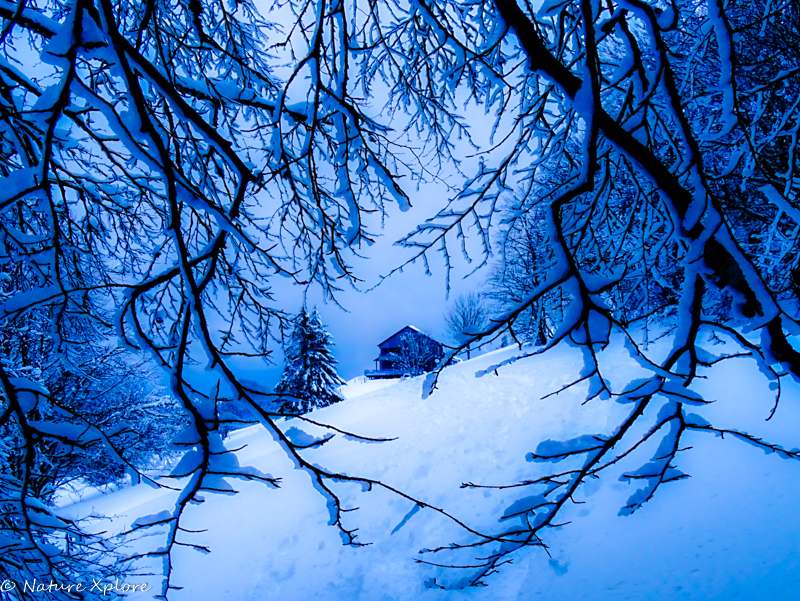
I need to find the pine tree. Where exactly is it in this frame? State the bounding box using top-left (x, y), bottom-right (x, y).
top-left (275, 308), bottom-right (346, 414)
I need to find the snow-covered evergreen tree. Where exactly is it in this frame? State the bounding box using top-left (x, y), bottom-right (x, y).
top-left (275, 308), bottom-right (345, 414)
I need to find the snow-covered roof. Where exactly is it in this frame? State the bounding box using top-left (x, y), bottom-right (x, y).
top-left (376, 325), bottom-right (440, 348)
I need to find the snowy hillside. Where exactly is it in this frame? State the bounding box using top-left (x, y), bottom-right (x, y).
top-left (63, 334), bottom-right (800, 600)
top-left (339, 375), bottom-right (400, 400)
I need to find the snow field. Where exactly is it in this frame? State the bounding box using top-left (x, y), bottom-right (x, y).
top-left (64, 333), bottom-right (800, 600)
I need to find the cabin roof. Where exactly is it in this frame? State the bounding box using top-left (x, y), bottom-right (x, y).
top-left (377, 325), bottom-right (441, 349)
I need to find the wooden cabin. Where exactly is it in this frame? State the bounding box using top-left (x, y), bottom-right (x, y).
top-left (364, 326), bottom-right (444, 379)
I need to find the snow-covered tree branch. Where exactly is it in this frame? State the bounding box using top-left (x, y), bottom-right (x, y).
top-left (1, 0), bottom-right (800, 594)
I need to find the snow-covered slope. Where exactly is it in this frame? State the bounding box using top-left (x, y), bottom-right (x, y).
top-left (65, 335), bottom-right (800, 600)
top-left (339, 375), bottom-right (399, 399)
